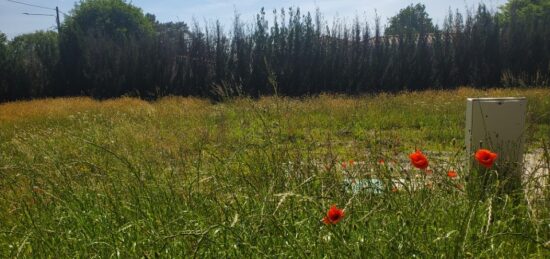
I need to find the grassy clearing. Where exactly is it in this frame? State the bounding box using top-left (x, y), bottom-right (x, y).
top-left (0, 88), bottom-right (549, 257)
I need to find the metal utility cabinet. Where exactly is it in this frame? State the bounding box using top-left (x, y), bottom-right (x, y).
top-left (465, 97), bottom-right (527, 177)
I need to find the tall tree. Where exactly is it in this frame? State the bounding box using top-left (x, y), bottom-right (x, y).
top-left (470, 5), bottom-right (501, 86)
top-left (1, 2), bottom-right (550, 102)
top-left (59, 0), bottom-right (154, 98)
top-left (0, 32), bottom-right (8, 101)
top-left (146, 13), bottom-right (190, 96)
top-left (499, 0), bottom-right (550, 86)
top-left (385, 3), bottom-right (437, 35)
top-left (7, 31), bottom-right (59, 99)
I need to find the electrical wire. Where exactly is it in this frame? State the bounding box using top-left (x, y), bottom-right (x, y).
top-left (22, 12), bottom-right (55, 16)
top-left (5, 0), bottom-right (55, 11)
top-left (5, 0), bottom-right (69, 17)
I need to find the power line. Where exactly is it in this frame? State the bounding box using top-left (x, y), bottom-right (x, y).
top-left (5, 0), bottom-right (55, 11)
top-left (22, 12), bottom-right (55, 16)
top-left (5, 0), bottom-right (69, 16)
top-left (5, 0), bottom-right (68, 33)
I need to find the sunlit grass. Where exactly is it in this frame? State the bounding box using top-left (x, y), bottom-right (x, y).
top-left (0, 87), bottom-right (549, 257)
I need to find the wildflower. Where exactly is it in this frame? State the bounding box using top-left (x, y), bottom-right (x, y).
top-left (342, 160), bottom-right (354, 169)
top-left (447, 170), bottom-right (458, 179)
top-left (475, 149), bottom-right (498, 169)
top-left (409, 150), bottom-right (429, 170)
top-left (378, 159), bottom-right (385, 164)
top-left (323, 205), bottom-right (345, 225)
top-left (391, 186), bottom-right (399, 193)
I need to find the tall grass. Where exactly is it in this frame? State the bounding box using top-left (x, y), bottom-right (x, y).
top-left (0, 88), bottom-right (549, 257)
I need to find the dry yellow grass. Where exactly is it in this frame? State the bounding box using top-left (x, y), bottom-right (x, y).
top-left (1, 87), bottom-right (547, 121)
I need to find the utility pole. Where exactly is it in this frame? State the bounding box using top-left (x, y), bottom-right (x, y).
top-left (56, 6), bottom-right (61, 33)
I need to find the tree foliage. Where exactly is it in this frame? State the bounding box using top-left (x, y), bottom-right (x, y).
top-left (0, 32), bottom-right (8, 101)
top-left (1, 1), bottom-right (549, 102)
top-left (499, 0), bottom-right (550, 23)
top-left (385, 4), bottom-right (436, 35)
top-left (59, 0), bottom-right (154, 97)
top-left (1, 31), bottom-right (59, 101)
top-left (498, 0), bottom-right (550, 86)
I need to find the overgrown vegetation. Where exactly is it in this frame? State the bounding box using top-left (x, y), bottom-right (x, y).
top-left (1, 0), bottom-right (550, 101)
top-left (0, 88), bottom-right (548, 257)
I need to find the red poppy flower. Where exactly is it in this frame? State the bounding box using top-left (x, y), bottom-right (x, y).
top-left (342, 160), bottom-right (354, 169)
top-left (447, 170), bottom-right (458, 179)
top-left (409, 150), bottom-right (429, 170)
top-left (475, 149), bottom-right (498, 169)
top-left (379, 159), bottom-right (385, 164)
top-left (323, 205), bottom-right (345, 225)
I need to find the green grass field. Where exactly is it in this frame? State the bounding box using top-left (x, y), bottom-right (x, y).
top-left (1, 88), bottom-right (549, 257)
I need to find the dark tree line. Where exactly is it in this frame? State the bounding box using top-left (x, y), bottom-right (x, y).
top-left (0, 0), bottom-right (549, 102)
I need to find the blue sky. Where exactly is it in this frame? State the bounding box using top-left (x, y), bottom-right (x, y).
top-left (1, 0), bottom-right (506, 39)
